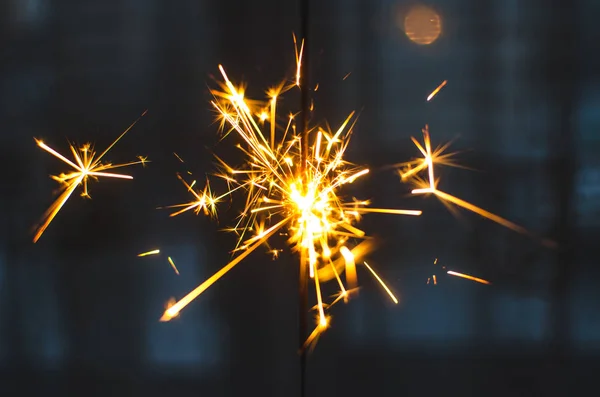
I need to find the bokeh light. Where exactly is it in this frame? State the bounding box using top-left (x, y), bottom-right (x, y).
top-left (403, 5), bottom-right (442, 45)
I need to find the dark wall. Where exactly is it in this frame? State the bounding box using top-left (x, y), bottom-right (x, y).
top-left (1, 0), bottom-right (597, 396)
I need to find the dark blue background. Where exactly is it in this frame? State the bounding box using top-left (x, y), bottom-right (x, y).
top-left (1, 0), bottom-right (597, 395)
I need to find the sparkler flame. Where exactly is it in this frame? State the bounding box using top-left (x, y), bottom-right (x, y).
top-left (161, 44), bottom-right (421, 347)
top-left (33, 111), bottom-right (148, 242)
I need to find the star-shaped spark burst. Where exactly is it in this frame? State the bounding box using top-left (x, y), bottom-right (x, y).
top-left (160, 44), bottom-right (421, 348)
top-left (159, 173), bottom-right (221, 218)
top-left (398, 124), bottom-right (556, 248)
top-left (33, 111), bottom-right (147, 243)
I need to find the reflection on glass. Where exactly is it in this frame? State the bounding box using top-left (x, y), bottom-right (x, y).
top-left (402, 5), bottom-right (442, 45)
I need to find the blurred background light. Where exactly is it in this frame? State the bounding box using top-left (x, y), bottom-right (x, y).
top-left (402, 5), bottom-right (442, 45)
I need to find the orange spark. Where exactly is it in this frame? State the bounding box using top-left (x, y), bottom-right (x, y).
top-left (167, 257), bottom-right (180, 275)
top-left (427, 80), bottom-right (447, 101)
top-left (293, 33), bottom-right (304, 87)
top-left (363, 262), bottom-right (398, 304)
top-left (399, 125), bottom-right (555, 247)
top-left (447, 270), bottom-right (491, 285)
top-left (173, 152), bottom-right (185, 163)
top-left (161, 218), bottom-right (288, 321)
top-left (303, 316), bottom-right (330, 352)
top-left (428, 189), bottom-right (530, 235)
top-left (33, 111), bottom-right (147, 242)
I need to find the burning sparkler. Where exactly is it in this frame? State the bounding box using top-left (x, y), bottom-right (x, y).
top-left (33, 111), bottom-right (148, 243)
top-left (160, 44), bottom-right (421, 347)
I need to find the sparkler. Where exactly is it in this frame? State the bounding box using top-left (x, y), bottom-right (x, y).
top-left (160, 45), bottom-right (421, 348)
top-left (33, 111), bottom-right (147, 242)
top-left (137, 248), bottom-right (185, 275)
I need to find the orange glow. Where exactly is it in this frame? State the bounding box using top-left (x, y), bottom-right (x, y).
top-left (340, 246), bottom-right (357, 290)
top-left (403, 5), bottom-right (442, 45)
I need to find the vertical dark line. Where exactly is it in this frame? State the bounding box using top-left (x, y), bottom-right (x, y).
top-left (537, 1), bottom-right (577, 393)
top-left (546, 0), bottom-right (577, 353)
top-left (470, 0), bottom-right (495, 347)
top-left (298, 0), bottom-right (310, 396)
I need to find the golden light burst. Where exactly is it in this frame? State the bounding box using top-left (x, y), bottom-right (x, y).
top-left (160, 173), bottom-right (221, 218)
top-left (398, 124), bottom-right (556, 248)
top-left (33, 111), bottom-right (148, 243)
top-left (160, 41), bottom-right (422, 347)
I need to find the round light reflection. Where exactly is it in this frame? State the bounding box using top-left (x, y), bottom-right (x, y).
top-left (403, 5), bottom-right (442, 45)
